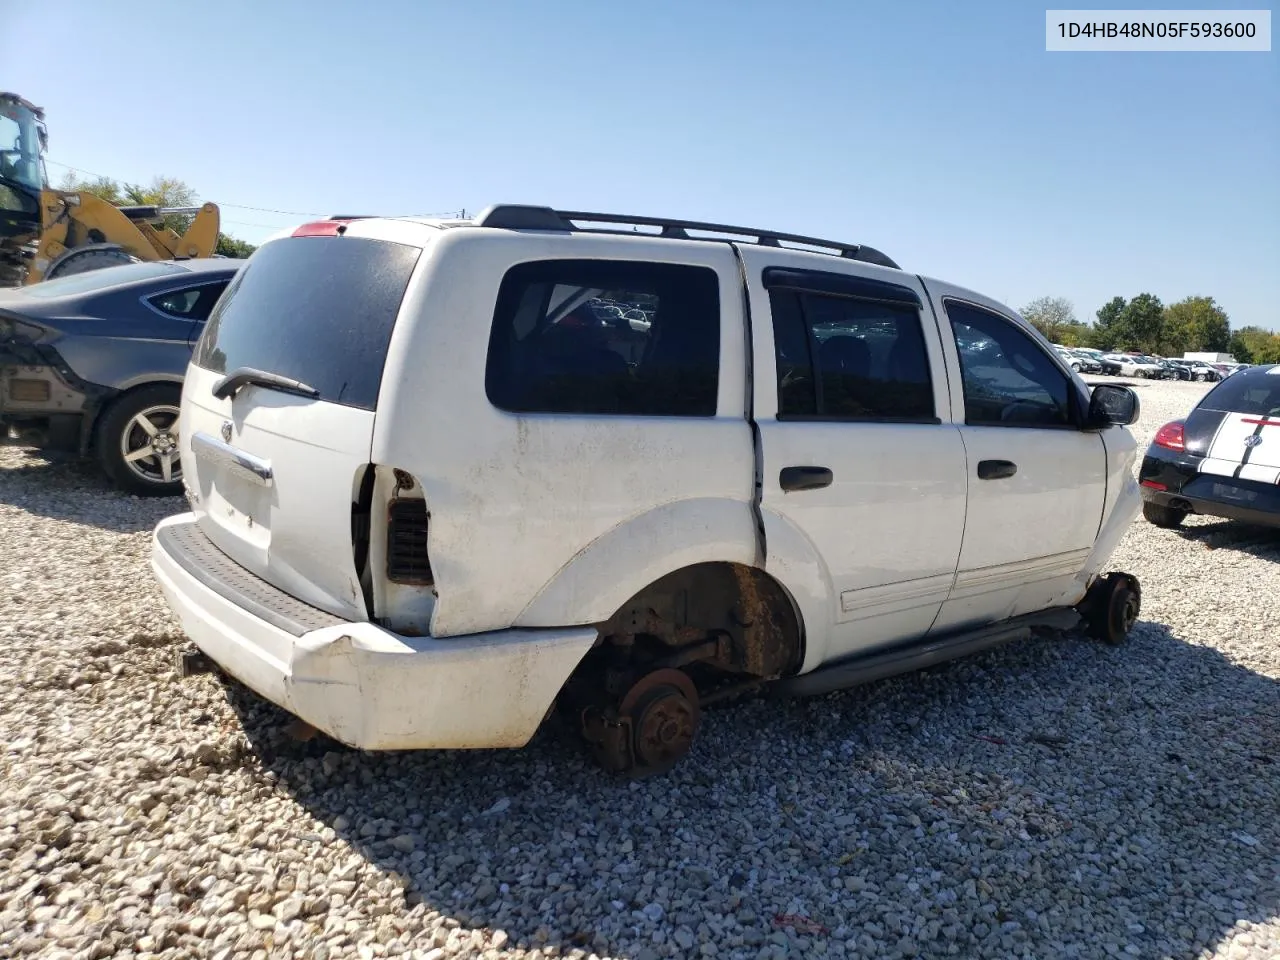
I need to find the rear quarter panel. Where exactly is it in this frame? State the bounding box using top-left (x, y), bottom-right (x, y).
top-left (22, 283), bottom-right (202, 391)
top-left (371, 229), bottom-right (759, 638)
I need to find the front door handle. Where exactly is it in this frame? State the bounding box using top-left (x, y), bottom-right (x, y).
top-left (977, 459), bottom-right (1017, 480)
top-left (780, 466), bottom-right (833, 492)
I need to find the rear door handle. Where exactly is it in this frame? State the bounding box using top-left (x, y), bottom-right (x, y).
top-left (977, 459), bottom-right (1017, 480)
top-left (780, 466), bottom-right (833, 492)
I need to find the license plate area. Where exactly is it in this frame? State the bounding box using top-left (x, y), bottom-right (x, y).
top-left (191, 432), bottom-right (274, 550)
top-left (1212, 482), bottom-right (1257, 503)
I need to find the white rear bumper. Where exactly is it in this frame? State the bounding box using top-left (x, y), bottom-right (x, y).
top-left (150, 514), bottom-right (597, 750)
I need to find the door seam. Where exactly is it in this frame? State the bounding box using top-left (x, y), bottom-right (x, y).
top-left (731, 243), bottom-right (767, 568)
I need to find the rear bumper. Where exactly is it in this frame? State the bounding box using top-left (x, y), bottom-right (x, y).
top-left (1139, 452), bottom-right (1280, 529)
top-left (150, 514), bottom-right (598, 750)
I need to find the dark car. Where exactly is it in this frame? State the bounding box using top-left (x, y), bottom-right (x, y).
top-left (0, 258), bottom-right (244, 495)
top-left (1155, 358), bottom-right (1191, 381)
top-left (1139, 363), bottom-right (1280, 530)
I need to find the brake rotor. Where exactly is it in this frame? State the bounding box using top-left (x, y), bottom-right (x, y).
top-left (619, 668), bottom-right (700, 776)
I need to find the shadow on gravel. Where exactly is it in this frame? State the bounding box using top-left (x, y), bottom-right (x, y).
top-left (209, 617), bottom-right (1280, 960)
top-left (0, 448), bottom-right (182, 534)
top-left (1173, 519), bottom-right (1280, 562)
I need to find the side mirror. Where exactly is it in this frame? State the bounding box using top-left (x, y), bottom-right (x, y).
top-left (1086, 384), bottom-right (1140, 428)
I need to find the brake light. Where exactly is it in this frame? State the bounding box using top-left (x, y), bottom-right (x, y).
top-left (292, 219), bottom-right (357, 237)
top-left (1140, 479), bottom-right (1168, 491)
top-left (1153, 421), bottom-right (1186, 452)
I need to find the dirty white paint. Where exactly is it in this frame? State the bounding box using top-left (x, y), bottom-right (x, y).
top-left (182, 364), bottom-right (376, 622)
top-left (153, 514), bottom-right (597, 750)
top-left (153, 216), bottom-right (1145, 751)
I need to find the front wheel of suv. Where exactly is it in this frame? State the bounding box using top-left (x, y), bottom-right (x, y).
top-left (1143, 500), bottom-right (1187, 529)
top-left (95, 384), bottom-right (185, 497)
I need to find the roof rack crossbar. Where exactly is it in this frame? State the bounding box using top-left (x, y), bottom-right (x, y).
top-left (472, 204), bottom-right (900, 270)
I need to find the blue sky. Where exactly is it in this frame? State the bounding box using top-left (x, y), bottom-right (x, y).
top-left (5, 1), bottom-right (1277, 330)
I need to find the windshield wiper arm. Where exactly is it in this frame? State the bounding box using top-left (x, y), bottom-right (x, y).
top-left (212, 367), bottom-right (320, 401)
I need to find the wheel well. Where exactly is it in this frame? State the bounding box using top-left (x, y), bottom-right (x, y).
top-left (552, 561), bottom-right (806, 763)
top-left (83, 380), bottom-right (182, 455)
top-left (565, 561), bottom-right (805, 696)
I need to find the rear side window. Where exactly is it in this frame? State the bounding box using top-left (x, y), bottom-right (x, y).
top-left (1200, 371), bottom-right (1280, 416)
top-left (148, 281), bottom-right (229, 321)
top-left (767, 285), bottom-right (936, 422)
top-left (485, 259), bottom-right (720, 417)
top-left (193, 237), bottom-right (421, 411)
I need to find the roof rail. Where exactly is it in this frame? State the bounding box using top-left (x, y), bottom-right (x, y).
top-left (470, 204), bottom-right (901, 270)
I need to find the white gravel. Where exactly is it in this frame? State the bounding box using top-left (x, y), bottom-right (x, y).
top-left (2, 378), bottom-right (1277, 960)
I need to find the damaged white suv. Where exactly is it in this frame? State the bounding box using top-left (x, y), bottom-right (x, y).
top-left (151, 206), bottom-right (1143, 776)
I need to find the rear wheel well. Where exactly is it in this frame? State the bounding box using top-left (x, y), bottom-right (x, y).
top-left (559, 562), bottom-right (805, 709)
top-left (84, 380), bottom-right (182, 454)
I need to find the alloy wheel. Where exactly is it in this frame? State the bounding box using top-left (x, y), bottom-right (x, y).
top-left (120, 403), bottom-right (182, 486)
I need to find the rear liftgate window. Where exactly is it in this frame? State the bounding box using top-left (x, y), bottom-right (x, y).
top-left (485, 259), bottom-right (721, 417)
top-left (193, 236), bottom-right (422, 410)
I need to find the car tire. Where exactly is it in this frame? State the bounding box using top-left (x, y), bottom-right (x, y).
top-left (1142, 500), bottom-right (1187, 529)
top-left (1081, 572), bottom-right (1142, 646)
top-left (95, 384), bottom-right (185, 497)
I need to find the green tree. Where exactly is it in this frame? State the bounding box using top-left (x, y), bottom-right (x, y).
top-left (215, 234), bottom-right (257, 258)
top-left (1228, 326), bottom-right (1280, 364)
top-left (1163, 296), bottom-right (1230, 356)
top-left (55, 172), bottom-right (253, 260)
top-left (1093, 296), bottom-right (1128, 349)
top-left (1116, 293), bottom-right (1165, 353)
top-left (1020, 296), bottom-right (1076, 343)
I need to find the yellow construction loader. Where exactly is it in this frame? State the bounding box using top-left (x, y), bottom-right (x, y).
top-left (1, 92), bottom-right (221, 286)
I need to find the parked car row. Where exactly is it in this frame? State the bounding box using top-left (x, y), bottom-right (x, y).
top-left (1048, 344), bottom-right (1244, 382)
top-left (6, 205), bottom-right (1269, 778)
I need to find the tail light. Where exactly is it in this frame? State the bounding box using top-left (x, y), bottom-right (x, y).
top-left (1153, 420), bottom-right (1186, 452)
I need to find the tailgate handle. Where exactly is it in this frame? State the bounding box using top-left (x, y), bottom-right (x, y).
top-left (977, 459), bottom-right (1017, 480)
top-left (780, 466), bottom-right (834, 492)
top-left (191, 431), bottom-right (274, 487)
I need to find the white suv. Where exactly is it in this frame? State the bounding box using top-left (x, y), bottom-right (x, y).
top-left (151, 206), bottom-right (1144, 776)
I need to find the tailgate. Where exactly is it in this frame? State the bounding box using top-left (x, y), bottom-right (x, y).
top-left (179, 232), bottom-right (423, 621)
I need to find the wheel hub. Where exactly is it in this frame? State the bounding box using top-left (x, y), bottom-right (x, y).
top-left (579, 667), bottom-right (702, 778)
top-left (633, 691), bottom-right (698, 770)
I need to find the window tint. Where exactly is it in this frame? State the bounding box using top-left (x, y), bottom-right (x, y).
top-left (1200, 371), bottom-right (1280, 416)
top-left (149, 282), bottom-right (230, 320)
top-left (946, 301), bottom-right (1071, 427)
top-left (193, 237), bottom-right (421, 411)
top-left (769, 288), bottom-right (935, 421)
top-left (485, 259), bottom-right (720, 416)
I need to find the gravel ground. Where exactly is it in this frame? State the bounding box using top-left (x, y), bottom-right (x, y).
top-left (1, 377), bottom-right (1277, 960)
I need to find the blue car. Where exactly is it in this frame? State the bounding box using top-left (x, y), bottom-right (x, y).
top-left (0, 258), bottom-right (244, 495)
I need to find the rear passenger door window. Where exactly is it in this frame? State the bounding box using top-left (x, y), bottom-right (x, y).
top-left (945, 301), bottom-right (1072, 427)
top-left (485, 259), bottom-right (720, 416)
top-left (767, 273), bottom-right (936, 422)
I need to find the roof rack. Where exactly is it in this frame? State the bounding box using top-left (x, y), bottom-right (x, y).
top-left (470, 204), bottom-right (901, 270)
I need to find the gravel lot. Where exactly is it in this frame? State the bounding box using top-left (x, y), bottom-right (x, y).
top-left (2, 377), bottom-right (1277, 960)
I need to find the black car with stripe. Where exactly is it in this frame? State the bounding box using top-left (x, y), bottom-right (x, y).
top-left (1139, 363), bottom-right (1280, 530)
